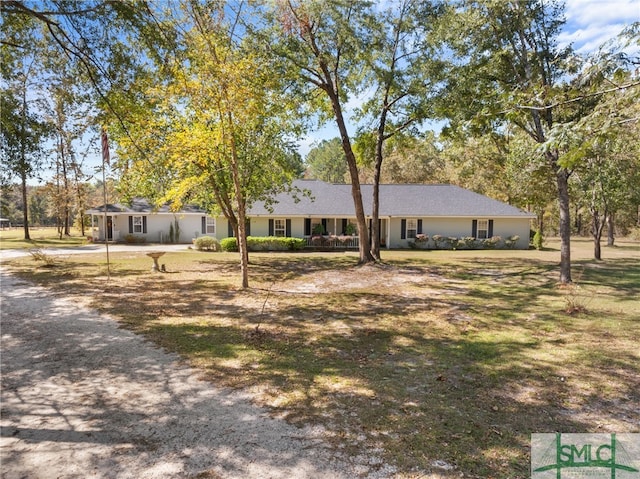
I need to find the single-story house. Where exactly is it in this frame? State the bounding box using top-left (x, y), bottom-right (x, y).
top-left (86, 180), bottom-right (535, 249)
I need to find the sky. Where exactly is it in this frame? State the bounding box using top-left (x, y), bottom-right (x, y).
top-left (560, 0), bottom-right (639, 53)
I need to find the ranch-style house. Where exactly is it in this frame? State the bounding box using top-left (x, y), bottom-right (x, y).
top-left (86, 179), bottom-right (535, 250)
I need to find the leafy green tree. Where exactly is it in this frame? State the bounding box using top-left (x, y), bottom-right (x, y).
top-left (305, 138), bottom-right (347, 183)
top-left (354, 0), bottom-right (445, 258)
top-left (111, 1), bottom-right (302, 288)
top-left (264, 0), bottom-right (376, 264)
top-left (0, 14), bottom-right (49, 239)
top-left (438, 0), bottom-right (636, 284)
top-left (356, 131), bottom-right (445, 185)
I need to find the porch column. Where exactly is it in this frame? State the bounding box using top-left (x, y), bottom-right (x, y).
top-left (386, 217), bottom-right (391, 249)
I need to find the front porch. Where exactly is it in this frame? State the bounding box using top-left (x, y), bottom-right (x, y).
top-left (304, 234), bottom-right (360, 250)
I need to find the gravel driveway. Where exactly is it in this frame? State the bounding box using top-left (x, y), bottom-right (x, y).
top-left (0, 268), bottom-right (393, 478)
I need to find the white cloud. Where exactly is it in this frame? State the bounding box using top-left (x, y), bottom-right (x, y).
top-left (562, 0), bottom-right (640, 53)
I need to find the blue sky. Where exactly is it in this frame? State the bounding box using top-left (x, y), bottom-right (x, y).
top-left (561, 0), bottom-right (639, 53)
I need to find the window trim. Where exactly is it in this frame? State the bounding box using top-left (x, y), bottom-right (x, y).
top-left (477, 219), bottom-right (489, 239)
top-left (406, 219), bottom-right (418, 239)
top-left (133, 216), bottom-right (143, 234)
top-left (273, 218), bottom-right (286, 237)
top-left (206, 216), bottom-right (216, 235)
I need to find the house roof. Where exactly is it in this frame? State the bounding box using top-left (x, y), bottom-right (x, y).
top-left (85, 198), bottom-right (206, 215)
top-left (85, 180), bottom-right (535, 219)
top-left (248, 179), bottom-right (535, 218)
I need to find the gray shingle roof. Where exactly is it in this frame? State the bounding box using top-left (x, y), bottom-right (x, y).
top-left (85, 198), bottom-right (206, 215)
top-left (249, 180), bottom-right (535, 218)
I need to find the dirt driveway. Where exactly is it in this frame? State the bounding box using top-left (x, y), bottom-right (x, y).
top-left (0, 269), bottom-right (392, 478)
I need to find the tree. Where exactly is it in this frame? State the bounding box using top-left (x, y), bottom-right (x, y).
top-left (354, 0), bottom-right (445, 259)
top-left (0, 14), bottom-right (49, 239)
top-left (305, 138), bottom-right (348, 183)
top-left (363, 131), bottom-right (445, 185)
top-left (111, 1), bottom-right (302, 288)
top-left (441, 0), bottom-right (585, 284)
top-left (265, 0), bottom-right (375, 264)
top-left (571, 92), bottom-right (640, 258)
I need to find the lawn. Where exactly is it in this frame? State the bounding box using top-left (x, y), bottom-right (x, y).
top-left (0, 227), bottom-right (88, 250)
top-left (3, 238), bottom-right (639, 478)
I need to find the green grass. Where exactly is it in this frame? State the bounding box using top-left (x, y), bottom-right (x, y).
top-left (3, 237), bottom-right (639, 478)
top-left (0, 227), bottom-right (88, 250)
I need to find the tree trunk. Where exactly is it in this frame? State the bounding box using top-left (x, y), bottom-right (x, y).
top-left (370, 149), bottom-right (382, 261)
top-left (20, 171), bottom-right (30, 241)
top-left (325, 85), bottom-right (375, 264)
top-left (555, 164), bottom-right (572, 284)
top-left (228, 133), bottom-right (250, 289)
top-left (592, 209), bottom-right (603, 260)
top-left (606, 213), bottom-right (614, 246)
top-left (236, 210), bottom-right (250, 289)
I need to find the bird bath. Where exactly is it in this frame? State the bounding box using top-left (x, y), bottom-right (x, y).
top-left (146, 252), bottom-right (165, 272)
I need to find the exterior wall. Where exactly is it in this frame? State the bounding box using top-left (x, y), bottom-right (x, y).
top-left (101, 214), bottom-right (204, 244)
top-left (94, 212), bottom-right (530, 249)
top-left (388, 217), bottom-right (531, 249)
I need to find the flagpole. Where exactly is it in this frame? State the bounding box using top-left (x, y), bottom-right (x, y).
top-left (101, 128), bottom-right (111, 280)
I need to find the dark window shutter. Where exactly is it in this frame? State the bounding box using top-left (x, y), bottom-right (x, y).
top-left (202, 217), bottom-right (206, 234)
top-left (128, 216), bottom-right (133, 234)
top-left (488, 220), bottom-right (494, 238)
top-left (246, 219), bottom-right (251, 236)
top-left (417, 219), bottom-right (423, 234)
top-left (228, 222), bottom-right (234, 237)
top-left (401, 219), bottom-right (407, 240)
top-left (268, 219), bottom-right (274, 236)
top-left (341, 219), bottom-right (347, 234)
top-left (304, 218), bottom-right (311, 236)
top-left (321, 218), bottom-right (327, 234)
top-left (472, 220), bottom-right (478, 238)
top-left (142, 216), bottom-right (147, 233)
top-left (286, 219), bottom-right (292, 237)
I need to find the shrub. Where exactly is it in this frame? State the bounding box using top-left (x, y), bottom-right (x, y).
top-left (432, 235), bottom-right (445, 249)
top-left (533, 230), bottom-right (544, 250)
top-left (409, 234), bottom-right (429, 249)
top-left (344, 222), bottom-right (357, 235)
top-left (220, 237), bottom-right (238, 252)
top-left (461, 237), bottom-right (477, 249)
top-left (29, 248), bottom-right (56, 266)
top-left (283, 237), bottom-right (306, 251)
top-left (246, 236), bottom-right (305, 251)
top-left (124, 234), bottom-right (146, 243)
top-left (219, 236), bottom-right (306, 252)
top-left (194, 236), bottom-right (221, 251)
top-left (448, 237), bottom-right (460, 249)
top-left (504, 235), bottom-right (520, 249)
top-left (483, 236), bottom-right (501, 249)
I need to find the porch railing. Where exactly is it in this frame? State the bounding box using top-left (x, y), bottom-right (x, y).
top-left (305, 235), bottom-right (360, 249)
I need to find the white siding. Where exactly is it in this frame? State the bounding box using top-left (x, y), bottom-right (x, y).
top-left (388, 217), bottom-right (531, 249)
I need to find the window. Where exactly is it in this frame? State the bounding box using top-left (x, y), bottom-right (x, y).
top-left (406, 219), bottom-right (417, 239)
top-left (274, 219), bottom-right (286, 237)
top-left (206, 217), bottom-right (216, 234)
top-left (477, 219), bottom-right (489, 239)
top-left (133, 216), bottom-right (143, 233)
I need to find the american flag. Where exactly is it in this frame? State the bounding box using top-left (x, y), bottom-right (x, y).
top-left (101, 128), bottom-right (110, 166)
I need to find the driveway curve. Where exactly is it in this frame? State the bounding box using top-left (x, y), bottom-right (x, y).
top-left (0, 269), bottom-right (393, 478)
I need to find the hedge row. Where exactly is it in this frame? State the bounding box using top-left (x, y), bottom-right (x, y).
top-left (408, 234), bottom-right (521, 250)
top-left (196, 236), bottom-right (306, 252)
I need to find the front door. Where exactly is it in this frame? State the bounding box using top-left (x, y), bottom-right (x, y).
top-left (106, 216), bottom-right (113, 240)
